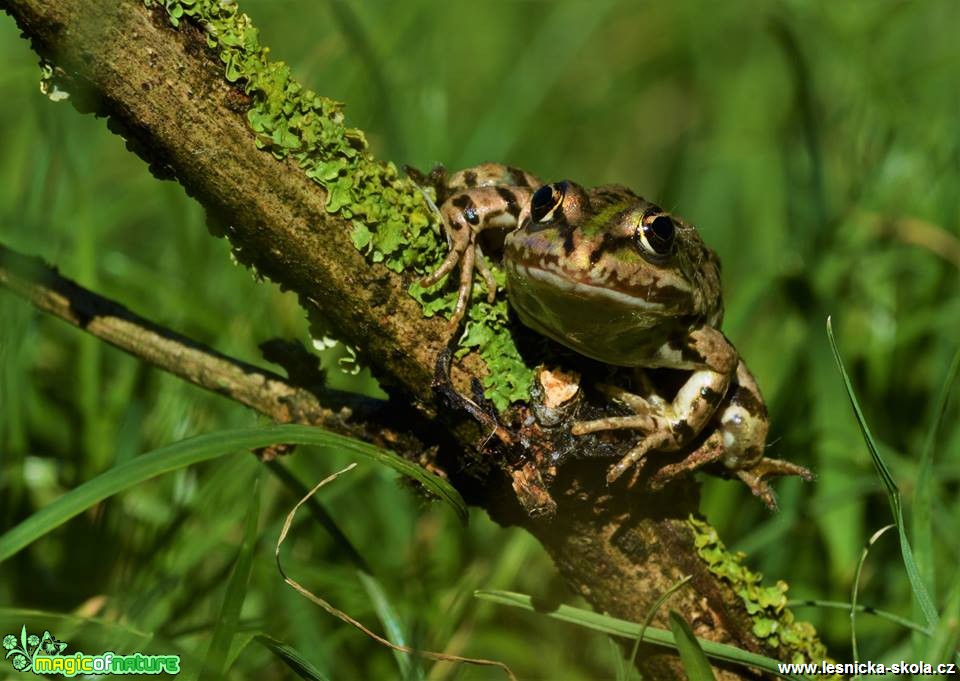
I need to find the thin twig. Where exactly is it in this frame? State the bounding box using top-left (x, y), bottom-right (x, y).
top-left (0, 243), bottom-right (395, 447)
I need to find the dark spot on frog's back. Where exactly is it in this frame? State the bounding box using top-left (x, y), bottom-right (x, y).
top-left (508, 166), bottom-right (532, 186)
top-left (463, 170), bottom-right (478, 187)
top-left (495, 186), bottom-right (521, 218)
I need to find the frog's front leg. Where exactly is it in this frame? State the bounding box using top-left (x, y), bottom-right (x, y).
top-left (571, 326), bottom-right (738, 483)
top-left (421, 185), bottom-right (534, 331)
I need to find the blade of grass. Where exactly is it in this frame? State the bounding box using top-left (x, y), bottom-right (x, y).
top-left (786, 600), bottom-right (930, 636)
top-left (924, 571), bottom-right (960, 666)
top-left (0, 608), bottom-right (151, 642)
top-left (254, 634), bottom-right (332, 681)
top-left (610, 637), bottom-right (633, 681)
top-left (358, 571), bottom-right (423, 681)
top-left (826, 317), bottom-right (939, 627)
top-left (851, 524), bottom-right (894, 665)
top-left (913, 348), bottom-right (960, 628)
top-left (668, 611), bottom-right (717, 681)
top-left (0, 424), bottom-right (467, 562)
top-left (473, 590), bottom-right (812, 681)
top-left (456, 0), bottom-right (617, 166)
top-left (199, 476), bottom-right (260, 681)
top-left (628, 575), bottom-right (692, 671)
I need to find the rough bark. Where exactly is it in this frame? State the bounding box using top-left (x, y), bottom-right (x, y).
top-left (1, 0), bottom-right (819, 677)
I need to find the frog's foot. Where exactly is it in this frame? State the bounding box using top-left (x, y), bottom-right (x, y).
top-left (572, 363), bottom-right (734, 483)
top-left (647, 432), bottom-right (726, 489)
top-left (568, 395), bottom-right (674, 484)
top-left (421, 236), bottom-right (480, 332)
top-left (734, 458), bottom-right (814, 511)
top-left (571, 410), bottom-right (678, 484)
top-left (606, 432), bottom-right (674, 484)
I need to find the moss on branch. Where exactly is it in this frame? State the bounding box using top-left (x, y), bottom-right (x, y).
top-left (148, 0), bottom-right (533, 408)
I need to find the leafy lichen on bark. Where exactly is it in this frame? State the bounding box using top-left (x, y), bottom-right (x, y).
top-left (688, 515), bottom-right (829, 667)
top-left (147, 0), bottom-right (533, 409)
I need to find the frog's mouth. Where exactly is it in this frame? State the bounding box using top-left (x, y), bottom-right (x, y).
top-left (507, 260), bottom-right (681, 313)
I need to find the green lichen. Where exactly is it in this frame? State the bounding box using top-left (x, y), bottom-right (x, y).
top-left (688, 515), bottom-right (831, 669)
top-left (147, 0), bottom-right (533, 409)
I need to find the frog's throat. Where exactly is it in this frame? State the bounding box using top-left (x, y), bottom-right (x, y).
top-left (515, 262), bottom-right (675, 312)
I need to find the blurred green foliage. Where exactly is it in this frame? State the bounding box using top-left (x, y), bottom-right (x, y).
top-left (1, 0), bottom-right (958, 678)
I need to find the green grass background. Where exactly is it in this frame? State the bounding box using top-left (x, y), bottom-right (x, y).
top-left (1, 1), bottom-right (958, 678)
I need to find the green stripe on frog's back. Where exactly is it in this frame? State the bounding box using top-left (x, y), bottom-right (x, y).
top-left (577, 196), bottom-right (638, 239)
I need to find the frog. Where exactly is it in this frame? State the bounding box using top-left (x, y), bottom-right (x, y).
top-left (421, 163), bottom-right (811, 507)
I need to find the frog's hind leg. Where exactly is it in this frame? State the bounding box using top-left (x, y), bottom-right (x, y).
top-left (716, 362), bottom-right (811, 508)
top-left (572, 328), bottom-right (739, 484)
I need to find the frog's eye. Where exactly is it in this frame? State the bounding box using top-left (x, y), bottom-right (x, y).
top-left (637, 213), bottom-right (675, 256)
top-left (530, 182), bottom-right (566, 223)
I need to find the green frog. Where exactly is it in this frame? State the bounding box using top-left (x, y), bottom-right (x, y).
top-left (422, 163), bottom-right (810, 506)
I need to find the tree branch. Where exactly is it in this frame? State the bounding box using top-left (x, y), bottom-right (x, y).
top-left (0, 1), bottom-right (827, 677)
top-left (0, 243), bottom-right (426, 460)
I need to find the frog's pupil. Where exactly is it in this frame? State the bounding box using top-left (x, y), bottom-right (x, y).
top-left (647, 215), bottom-right (675, 253)
top-left (531, 184), bottom-right (559, 222)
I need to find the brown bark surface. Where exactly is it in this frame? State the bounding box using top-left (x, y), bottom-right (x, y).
top-left (1, 1), bottom-right (809, 677)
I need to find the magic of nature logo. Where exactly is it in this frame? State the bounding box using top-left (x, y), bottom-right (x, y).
top-left (3, 626), bottom-right (180, 676)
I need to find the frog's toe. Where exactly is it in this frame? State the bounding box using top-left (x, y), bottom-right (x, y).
top-left (421, 256), bottom-right (457, 288)
top-left (474, 250), bottom-right (499, 303)
top-left (734, 469), bottom-right (779, 511)
top-left (571, 414), bottom-right (655, 435)
top-left (734, 458), bottom-right (812, 510)
top-left (751, 456), bottom-right (814, 482)
top-left (606, 433), bottom-right (671, 484)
